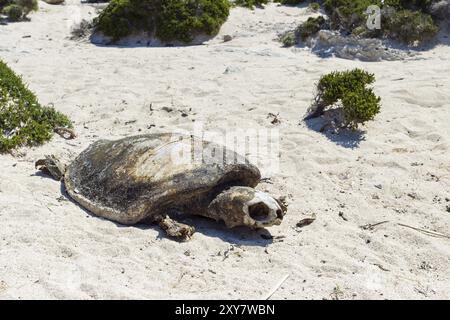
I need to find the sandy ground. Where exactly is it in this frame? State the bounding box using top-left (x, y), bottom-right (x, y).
top-left (1, 1), bottom-right (450, 300)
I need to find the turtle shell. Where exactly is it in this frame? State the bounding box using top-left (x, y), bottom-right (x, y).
top-left (64, 133), bottom-right (261, 225)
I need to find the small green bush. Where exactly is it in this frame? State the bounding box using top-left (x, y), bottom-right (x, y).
top-left (2, 4), bottom-right (22, 21)
top-left (295, 16), bottom-right (327, 41)
top-left (383, 9), bottom-right (438, 45)
top-left (308, 68), bottom-right (381, 129)
top-left (309, 2), bottom-right (320, 11)
top-left (277, 0), bottom-right (441, 47)
top-left (94, 0), bottom-right (137, 41)
top-left (15, 0), bottom-right (38, 17)
top-left (0, 60), bottom-right (72, 153)
top-left (279, 16), bottom-right (328, 46)
top-left (340, 87), bottom-right (381, 129)
top-left (324, 0), bottom-right (377, 31)
top-left (95, 0), bottom-right (230, 43)
top-left (279, 31), bottom-right (296, 47)
top-left (157, 0), bottom-right (230, 42)
top-left (0, 0), bottom-right (12, 9)
top-left (275, 0), bottom-right (306, 5)
top-left (234, 0), bottom-right (269, 9)
top-left (317, 0), bottom-right (441, 45)
top-left (384, 0), bottom-right (433, 11)
top-left (0, 0), bottom-right (37, 21)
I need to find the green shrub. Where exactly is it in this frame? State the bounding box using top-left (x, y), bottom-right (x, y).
top-left (309, 2), bottom-right (320, 11)
top-left (2, 4), bottom-right (22, 21)
top-left (234, 0), bottom-right (269, 9)
top-left (295, 16), bottom-right (327, 41)
top-left (317, 68), bottom-right (375, 106)
top-left (276, 0), bottom-right (440, 47)
top-left (279, 16), bottom-right (328, 46)
top-left (307, 68), bottom-right (381, 130)
top-left (1, 0), bottom-right (37, 21)
top-left (15, 0), bottom-right (38, 17)
top-left (323, 0), bottom-right (377, 31)
top-left (320, 0), bottom-right (439, 44)
top-left (340, 87), bottom-right (381, 129)
top-left (0, 60), bottom-right (71, 153)
top-left (275, 0), bottom-right (306, 5)
top-left (94, 0), bottom-right (137, 41)
top-left (0, 0), bottom-right (12, 9)
top-left (275, 0), bottom-right (322, 7)
top-left (157, 0), bottom-right (230, 42)
top-left (95, 0), bottom-right (230, 43)
top-left (383, 0), bottom-right (433, 11)
top-left (383, 9), bottom-right (438, 45)
top-left (279, 31), bottom-right (296, 47)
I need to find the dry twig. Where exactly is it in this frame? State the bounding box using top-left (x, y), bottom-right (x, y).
top-left (397, 223), bottom-right (450, 240)
top-left (264, 274), bottom-right (290, 300)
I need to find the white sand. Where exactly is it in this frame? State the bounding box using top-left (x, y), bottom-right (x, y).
top-left (1, 1), bottom-right (449, 299)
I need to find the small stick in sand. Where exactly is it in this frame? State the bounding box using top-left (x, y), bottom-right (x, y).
top-left (360, 221), bottom-right (450, 240)
top-left (397, 223), bottom-right (450, 240)
top-left (360, 220), bottom-right (390, 230)
top-left (264, 274), bottom-right (290, 300)
top-left (373, 263), bottom-right (390, 272)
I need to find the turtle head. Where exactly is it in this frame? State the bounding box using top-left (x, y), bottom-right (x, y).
top-left (207, 186), bottom-right (286, 229)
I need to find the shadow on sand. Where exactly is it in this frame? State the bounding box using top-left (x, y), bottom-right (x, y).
top-left (87, 31), bottom-right (212, 49)
top-left (146, 216), bottom-right (274, 247)
top-left (304, 114), bottom-right (366, 149)
top-left (36, 178), bottom-right (274, 247)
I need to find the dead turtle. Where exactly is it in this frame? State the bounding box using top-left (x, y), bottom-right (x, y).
top-left (36, 133), bottom-right (286, 240)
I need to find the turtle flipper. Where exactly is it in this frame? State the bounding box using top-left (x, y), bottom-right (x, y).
top-left (156, 215), bottom-right (195, 241)
top-left (35, 155), bottom-right (66, 181)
